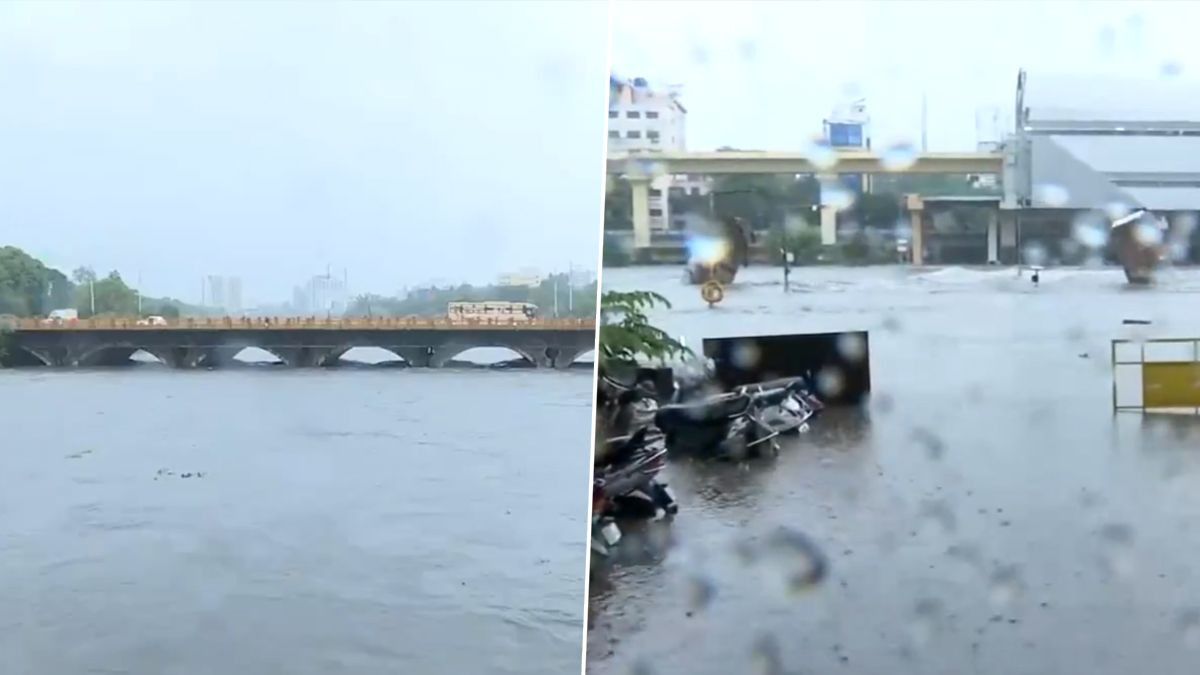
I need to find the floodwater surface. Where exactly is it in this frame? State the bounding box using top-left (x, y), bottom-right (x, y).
top-left (0, 365), bottom-right (592, 675)
top-left (590, 265), bottom-right (1200, 675)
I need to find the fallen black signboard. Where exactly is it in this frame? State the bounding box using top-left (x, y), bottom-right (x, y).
top-left (702, 331), bottom-right (871, 406)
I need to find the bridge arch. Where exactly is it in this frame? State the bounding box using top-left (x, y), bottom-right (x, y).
top-left (434, 345), bottom-right (541, 368)
top-left (75, 343), bottom-right (173, 367)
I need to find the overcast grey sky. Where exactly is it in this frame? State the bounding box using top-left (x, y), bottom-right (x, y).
top-left (0, 1), bottom-right (608, 304)
top-left (612, 1), bottom-right (1200, 153)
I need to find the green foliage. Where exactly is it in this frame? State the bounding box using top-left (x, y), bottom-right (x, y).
top-left (604, 178), bottom-right (632, 231)
top-left (602, 233), bottom-right (632, 267)
top-left (345, 273), bottom-right (596, 319)
top-left (765, 221), bottom-right (824, 265)
top-left (710, 174), bottom-right (820, 231)
top-left (599, 290), bottom-right (691, 371)
top-left (0, 246), bottom-right (76, 316)
top-left (851, 192), bottom-right (902, 230)
top-left (74, 270), bottom-right (138, 318)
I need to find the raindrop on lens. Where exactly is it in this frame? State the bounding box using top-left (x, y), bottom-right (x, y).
top-left (804, 137), bottom-right (839, 171)
top-left (881, 142), bottom-right (918, 171)
top-left (1034, 183), bottom-right (1070, 207)
top-left (1022, 241), bottom-right (1048, 267)
top-left (821, 182), bottom-right (854, 211)
top-left (732, 341), bottom-right (762, 370)
top-left (988, 565), bottom-right (1024, 608)
top-left (686, 574), bottom-right (718, 613)
top-left (909, 598), bottom-right (944, 648)
top-left (1178, 608), bottom-right (1200, 648)
top-left (835, 333), bottom-right (867, 363)
top-left (750, 633), bottom-right (785, 675)
top-left (816, 367), bottom-right (846, 399)
top-left (1072, 214), bottom-right (1109, 249)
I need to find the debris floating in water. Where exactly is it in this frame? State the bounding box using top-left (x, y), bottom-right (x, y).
top-left (1122, 319), bottom-right (1152, 325)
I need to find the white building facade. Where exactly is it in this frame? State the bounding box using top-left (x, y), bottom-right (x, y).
top-left (608, 76), bottom-right (709, 231)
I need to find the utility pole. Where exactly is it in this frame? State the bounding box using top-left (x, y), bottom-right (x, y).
top-left (553, 276), bottom-right (559, 317)
top-left (89, 279), bottom-right (95, 316)
top-left (921, 92), bottom-right (929, 153)
top-left (567, 264), bottom-right (574, 313)
top-left (137, 273), bottom-right (142, 316)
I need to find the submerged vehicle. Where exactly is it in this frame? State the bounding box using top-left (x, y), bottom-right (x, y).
top-left (1111, 209), bottom-right (1168, 285)
top-left (684, 216), bottom-right (753, 286)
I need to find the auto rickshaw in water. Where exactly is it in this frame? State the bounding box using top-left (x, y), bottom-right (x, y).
top-left (1111, 209), bottom-right (1168, 285)
top-left (684, 216), bottom-right (753, 307)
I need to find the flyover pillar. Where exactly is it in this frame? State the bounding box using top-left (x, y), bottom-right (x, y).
top-left (986, 209), bottom-right (999, 264)
top-left (629, 177), bottom-right (652, 250)
top-left (907, 194), bottom-right (925, 266)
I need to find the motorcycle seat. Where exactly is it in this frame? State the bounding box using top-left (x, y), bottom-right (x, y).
top-left (655, 392), bottom-right (751, 427)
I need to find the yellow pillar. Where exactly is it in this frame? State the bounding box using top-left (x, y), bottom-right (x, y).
top-left (906, 194), bottom-right (925, 266)
top-left (630, 177), bottom-right (651, 249)
top-left (820, 206), bottom-right (837, 245)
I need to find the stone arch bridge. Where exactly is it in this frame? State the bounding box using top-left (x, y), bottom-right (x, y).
top-left (1, 317), bottom-right (596, 370)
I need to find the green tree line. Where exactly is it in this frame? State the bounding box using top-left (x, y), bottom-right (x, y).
top-left (0, 246), bottom-right (192, 319)
top-left (345, 272), bottom-right (597, 319)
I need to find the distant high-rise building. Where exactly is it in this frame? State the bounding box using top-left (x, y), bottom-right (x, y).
top-left (203, 275), bottom-right (243, 314)
top-left (304, 272), bottom-right (348, 315)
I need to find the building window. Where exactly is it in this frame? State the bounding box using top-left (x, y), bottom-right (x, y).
top-left (649, 188), bottom-right (662, 197)
top-left (627, 110), bottom-right (641, 119)
top-left (649, 208), bottom-right (663, 217)
top-left (608, 110), bottom-right (617, 118)
top-left (646, 111), bottom-right (659, 119)
top-left (608, 130), bottom-right (619, 138)
top-left (689, 187), bottom-right (700, 196)
top-left (626, 130), bottom-right (641, 138)
top-left (647, 130), bottom-right (660, 140)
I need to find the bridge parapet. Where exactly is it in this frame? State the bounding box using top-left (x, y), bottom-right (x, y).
top-left (14, 316), bottom-right (596, 331)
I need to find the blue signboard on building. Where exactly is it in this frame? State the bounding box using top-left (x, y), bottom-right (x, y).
top-left (827, 123), bottom-right (864, 148)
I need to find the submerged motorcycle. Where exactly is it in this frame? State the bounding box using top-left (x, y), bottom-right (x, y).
top-left (655, 377), bottom-right (821, 461)
top-left (596, 426), bottom-right (678, 519)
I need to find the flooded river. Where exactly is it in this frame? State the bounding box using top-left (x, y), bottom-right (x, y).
top-left (590, 265), bottom-right (1200, 675)
top-left (0, 365), bottom-right (592, 675)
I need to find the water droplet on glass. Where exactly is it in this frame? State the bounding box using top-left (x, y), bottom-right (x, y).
top-left (911, 427), bottom-right (946, 460)
top-left (816, 367), bottom-right (846, 400)
top-left (1162, 61), bottom-right (1183, 77)
top-left (1104, 201), bottom-right (1132, 220)
top-left (873, 391), bottom-right (894, 415)
top-left (988, 564), bottom-right (1024, 608)
top-left (1034, 183), bottom-right (1070, 207)
top-left (1133, 221), bottom-right (1164, 247)
top-left (750, 633), bottom-right (785, 675)
top-left (738, 39), bottom-right (757, 62)
top-left (630, 659), bottom-right (657, 675)
top-left (909, 598), bottom-right (945, 648)
top-left (835, 333), bottom-right (867, 363)
top-left (920, 499), bottom-right (957, 534)
top-left (1178, 608), bottom-right (1200, 648)
top-left (686, 574), bottom-right (717, 613)
top-left (741, 527), bottom-right (829, 597)
top-left (732, 341), bottom-right (762, 370)
top-left (1098, 522), bottom-right (1136, 578)
top-left (882, 315), bottom-right (902, 333)
top-left (804, 137), bottom-right (838, 171)
top-left (689, 44), bottom-right (710, 67)
top-left (1022, 241), bottom-right (1048, 267)
top-left (821, 182), bottom-right (855, 211)
top-left (881, 143), bottom-right (918, 171)
top-left (1072, 213), bottom-right (1109, 249)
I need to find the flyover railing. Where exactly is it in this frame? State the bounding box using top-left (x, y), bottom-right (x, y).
top-left (15, 316), bottom-right (596, 331)
top-left (1112, 337), bottom-right (1200, 414)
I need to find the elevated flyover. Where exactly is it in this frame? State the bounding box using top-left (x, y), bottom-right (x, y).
top-left (607, 150), bottom-right (1007, 259)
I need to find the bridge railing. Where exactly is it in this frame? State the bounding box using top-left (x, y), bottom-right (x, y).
top-left (14, 316), bottom-right (596, 331)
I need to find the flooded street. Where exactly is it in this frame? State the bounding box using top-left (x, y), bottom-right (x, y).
top-left (591, 265), bottom-right (1200, 675)
top-left (0, 366), bottom-right (591, 675)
